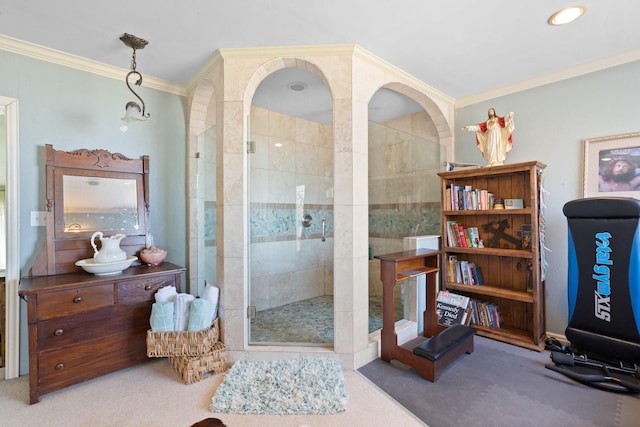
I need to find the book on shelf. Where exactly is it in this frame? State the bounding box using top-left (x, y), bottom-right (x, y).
top-left (467, 226), bottom-right (480, 248)
top-left (467, 262), bottom-right (477, 285)
top-left (459, 225), bottom-right (470, 247)
top-left (436, 290), bottom-right (471, 326)
top-left (445, 184), bottom-right (495, 211)
top-left (445, 222), bottom-right (481, 249)
top-left (469, 299), bottom-right (502, 329)
top-left (470, 264), bottom-right (484, 285)
top-left (447, 258), bottom-right (483, 286)
top-left (446, 221), bottom-right (462, 247)
top-left (458, 260), bottom-right (469, 284)
top-left (447, 255), bottom-right (458, 283)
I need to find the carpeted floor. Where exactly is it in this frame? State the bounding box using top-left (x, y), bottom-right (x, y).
top-left (358, 335), bottom-right (640, 427)
top-left (1, 358), bottom-right (425, 427)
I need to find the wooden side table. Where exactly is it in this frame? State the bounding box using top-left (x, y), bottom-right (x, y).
top-left (374, 249), bottom-right (447, 379)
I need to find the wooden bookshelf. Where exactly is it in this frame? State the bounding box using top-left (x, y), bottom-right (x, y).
top-left (438, 161), bottom-right (546, 351)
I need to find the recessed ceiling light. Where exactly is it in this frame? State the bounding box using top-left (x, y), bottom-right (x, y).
top-left (548, 6), bottom-right (586, 26)
top-left (288, 82), bottom-right (307, 91)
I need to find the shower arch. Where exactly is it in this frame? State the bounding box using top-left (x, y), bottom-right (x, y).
top-left (244, 59), bottom-right (336, 346)
top-left (366, 82), bottom-right (452, 337)
top-left (371, 82), bottom-right (453, 144)
top-left (243, 59), bottom-right (334, 113)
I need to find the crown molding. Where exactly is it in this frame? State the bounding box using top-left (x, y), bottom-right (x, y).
top-left (9, 30), bottom-right (632, 108)
top-left (0, 34), bottom-right (186, 96)
top-left (185, 51), bottom-right (223, 93)
top-left (456, 49), bottom-right (640, 107)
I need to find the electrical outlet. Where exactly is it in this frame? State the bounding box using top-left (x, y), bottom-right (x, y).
top-left (30, 211), bottom-right (47, 227)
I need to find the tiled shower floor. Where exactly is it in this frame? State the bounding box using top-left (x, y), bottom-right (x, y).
top-left (250, 295), bottom-right (403, 344)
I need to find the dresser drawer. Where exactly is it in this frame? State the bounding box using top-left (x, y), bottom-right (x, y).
top-left (38, 331), bottom-right (148, 395)
top-left (37, 304), bottom-right (151, 351)
top-left (37, 284), bottom-right (114, 320)
top-left (117, 276), bottom-right (176, 304)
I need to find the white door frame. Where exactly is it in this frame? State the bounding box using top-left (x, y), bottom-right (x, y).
top-left (1, 96), bottom-right (20, 380)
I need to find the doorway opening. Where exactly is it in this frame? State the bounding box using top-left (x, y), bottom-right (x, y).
top-left (248, 67), bottom-right (334, 346)
top-left (367, 88), bottom-right (444, 336)
top-left (1, 96), bottom-right (19, 380)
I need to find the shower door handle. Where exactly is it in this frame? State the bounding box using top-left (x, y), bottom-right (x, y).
top-left (321, 219), bottom-right (326, 242)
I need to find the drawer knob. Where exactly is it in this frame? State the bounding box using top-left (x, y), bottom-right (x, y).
top-left (54, 329), bottom-right (64, 336)
top-left (55, 363), bottom-right (65, 371)
top-left (144, 284), bottom-right (152, 291)
top-left (73, 296), bottom-right (83, 303)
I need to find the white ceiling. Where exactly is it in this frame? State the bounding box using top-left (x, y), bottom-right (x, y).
top-left (1, 1), bottom-right (639, 122)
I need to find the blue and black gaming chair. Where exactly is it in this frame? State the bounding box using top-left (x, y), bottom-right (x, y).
top-left (545, 197), bottom-right (640, 393)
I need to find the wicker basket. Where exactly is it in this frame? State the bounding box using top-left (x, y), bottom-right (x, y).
top-left (169, 341), bottom-right (228, 384)
top-left (146, 318), bottom-right (220, 357)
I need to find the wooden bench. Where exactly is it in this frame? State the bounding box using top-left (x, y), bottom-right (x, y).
top-left (412, 324), bottom-right (475, 381)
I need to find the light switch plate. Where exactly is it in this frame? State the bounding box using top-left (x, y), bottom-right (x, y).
top-left (30, 211), bottom-right (47, 226)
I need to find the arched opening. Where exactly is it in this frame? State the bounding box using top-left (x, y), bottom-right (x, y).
top-left (367, 87), bottom-right (445, 338)
top-left (248, 66), bottom-right (335, 345)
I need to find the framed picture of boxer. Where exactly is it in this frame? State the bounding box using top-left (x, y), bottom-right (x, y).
top-left (583, 131), bottom-right (640, 197)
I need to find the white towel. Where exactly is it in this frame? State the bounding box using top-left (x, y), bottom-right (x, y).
top-left (201, 282), bottom-right (220, 321)
top-left (155, 285), bottom-right (178, 303)
top-left (174, 293), bottom-right (195, 331)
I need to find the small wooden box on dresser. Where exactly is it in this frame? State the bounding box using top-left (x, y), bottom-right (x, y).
top-left (437, 161), bottom-right (546, 351)
top-left (19, 263), bottom-right (185, 404)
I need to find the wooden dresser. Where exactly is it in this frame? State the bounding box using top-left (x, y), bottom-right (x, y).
top-left (19, 263), bottom-right (185, 403)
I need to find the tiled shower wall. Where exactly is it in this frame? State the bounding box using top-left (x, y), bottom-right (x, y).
top-left (249, 106), bottom-right (334, 311)
top-left (247, 106), bottom-right (443, 310)
top-left (368, 110), bottom-right (444, 300)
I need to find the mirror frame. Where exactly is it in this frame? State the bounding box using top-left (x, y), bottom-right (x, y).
top-left (31, 144), bottom-right (150, 276)
top-left (54, 168), bottom-right (145, 239)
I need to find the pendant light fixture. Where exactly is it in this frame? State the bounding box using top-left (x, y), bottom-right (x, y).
top-left (120, 33), bottom-right (150, 124)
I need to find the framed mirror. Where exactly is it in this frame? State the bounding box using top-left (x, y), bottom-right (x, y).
top-left (31, 145), bottom-right (150, 276)
top-left (56, 170), bottom-right (144, 238)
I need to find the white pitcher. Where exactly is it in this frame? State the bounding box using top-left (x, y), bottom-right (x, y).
top-left (91, 231), bottom-right (127, 263)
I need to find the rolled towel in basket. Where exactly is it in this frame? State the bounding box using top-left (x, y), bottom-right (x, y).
top-left (150, 301), bottom-right (175, 332)
top-left (155, 285), bottom-right (178, 303)
top-left (174, 293), bottom-right (195, 331)
top-left (187, 298), bottom-right (215, 331)
top-left (201, 282), bottom-right (220, 321)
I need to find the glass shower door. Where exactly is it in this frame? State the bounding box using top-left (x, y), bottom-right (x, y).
top-left (248, 107), bottom-right (334, 346)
